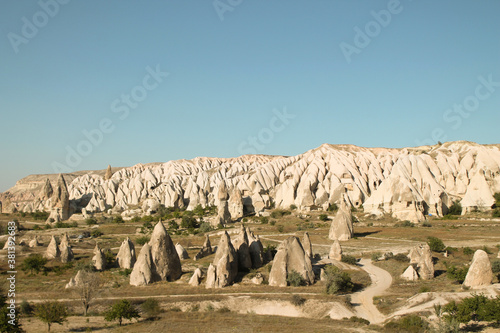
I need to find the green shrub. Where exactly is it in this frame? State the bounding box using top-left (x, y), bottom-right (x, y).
top-left (318, 214), bottom-right (329, 222)
top-left (324, 265), bottom-right (354, 294)
top-left (90, 229), bottom-right (103, 238)
top-left (446, 265), bottom-right (469, 284)
top-left (384, 315), bottom-right (428, 333)
top-left (290, 204), bottom-right (297, 210)
top-left (448, 201), bottom-right (462, 216)
top-left (259, 216), bottom-right (269, 224)
top-left (85, 218), bottom-right (98, 225)
top-left (348, 316), bottom-right (370, 325)
top-left (199, 222), bottom-right (212, 233)
top-left (341, 255), bottom-right (357, 265)
top-left (270, 220), bottom-right (276, 226)
top-left (491, 260), bottom-right (500, 274)
top-left (136, 236), bottom-right (150, 245)
top-left (327, 203), bottom-right (338, 212)
top-left (393, 253), bottom-right (410, 262)
top-left (104, 299), bottom-right (140, 326)
top-left (181, 215), bottom-right (198, 229)
top-left (492, 208), bottom-right (500, 218)
top-left (286, 270), bottom-right (306, 287)
top-left (277, 225), bottom-right (284, 233)
top-left (371, 252), bottom-right (382, 262)
top-left (20, 300), bottom-right (34, 316)
top-left (21, 254), bottom-right (48, 275)
top-left (290, 295), bottom-right (306, 307)
top-left (270, 209), bottom-right (291, 219)
top-left (141, 298), bottom-right (161, 319)
top-left (421, 221), bottom-right (432, 227)
top-left (443, 294), bottom-right (500, 324)
top-left (482, 246), bottom-right (492, 254)
top-left (193, 204), bottom-right (205, 217)
top-left (463, 247), bottom-right (474, 256)
top-left (427, 236), bottom-right (446, 252)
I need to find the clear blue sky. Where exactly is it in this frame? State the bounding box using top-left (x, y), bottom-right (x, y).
top-left (1, 0), bottom-right (499, 192)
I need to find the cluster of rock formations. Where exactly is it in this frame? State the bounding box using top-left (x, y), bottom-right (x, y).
top-left (269, 236), bottom-right (315, 287)
top-left (130, 221), bottom-right (182, 286)
top-left (2, 142), bottom-right (500, 223)
top-left (402, 244), bottom-right (435, 281)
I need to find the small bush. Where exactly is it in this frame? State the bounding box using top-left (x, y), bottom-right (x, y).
top-left (141, 298), bottom-right (161, 319)
top-left (427, 236), bottom-right (446, 252)
top-left (287, 270), bottom-right (306, 287)
top-left (136, 236), bottom-right (150, 245)
top-left (277, 225), bottom-right (284, 233)
top-left (421, 221), bottom-right (432, 227)
top-left (393, 253), bottom-right (410, 262)
top-left (290, 204), bottom-right (297, 210)
top-left (371, 252), bottom-right (382, 262)
top-left (491, 260), bottom-right (500, 273)
top-left (348, 316), bottom-right (370, 325)
top-left (341, 255), bottom-right (357, 265)
top-left (270, 209), bottom-right (291, 219)
top-left (327, 203), bottom-right (338, 212)
top-left (318, 214), bottom-right (329, 222)
top-left (324, 265), bottom-right (354, 294)
top-left (217, 306), bottom-right (230, 313)
top-left (385, 315), bottom-right (428, 333)
top-left (448, 201), bottom-right (462, 216)
top-left (199, 222), bottom-right (212, 233)
top-left (463, 247), bottom-right (474, 255)
top-left (113, 216), bottom-right (124, 224)
top-left (290, 295), bottom-right (306, 307)
top-left (419, 286), bottom-right (430, 293)
top-left (259, 216), bottom-right (269, 224)
top-left (270, 220), bottom-right (276, 226)
top-left (90, 229), bottom-right (103, 238)
top-left (20, 300), bottom-right (34, 316)
top-left (492, 208), bottom-right (500, 218)
top-left (85, 218), bottom-right (98, 225)
top-left (446, 265), bottom-right (468, 284)
top-left (482, 246), bottom-right (492, 254)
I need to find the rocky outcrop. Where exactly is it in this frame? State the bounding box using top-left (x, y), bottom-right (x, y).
top-left (130, 244), bottom-right (153, 286)
top-left (65, 270), bottom-right (83, 289)
top-left (214, 183), bottom-right (231, 227)
top-left (189, 268), bottom-right (203, 286)
top-left (409, 244), bottom-right (434, 280)
top-left (92, 244), bottom-right (106, 271)
top-left (28, 235), bottom-right (41, 248)
top-left (329, 199), bottom-right (353, 241)
top-left (175, 243), bottom-right (189, 260)
top-left (149, 221), bottom-right (182, 282)
top-left (104, 165), bottom-right (113, 180)
top-left (4, 142), bottom-right (500, 223)
top-left (206, 231), bottom-right (238, 288)
top-left (328, 239), bottom-right (342, 261)
top-left (228, 189), bottom-right (244, 220)
top-left (233, 226), bottom-right (252, 271)
top-left (46, 174), bottom-right (70, 222)
top-left (268, 236), bottom-right (315, 287)
top-left (302, 232), bottom-right (313, 258)
top-left (247, 229), bottom-right (264, 268)
top-left (59, 233), bottom-right (74, 263)
top-left (45, 236), bottom-right (60, 259)
top-left (401, 265), bottom-right (418, 281)
top-left (116, 237), bottom-right (136, 269)
top-left (463, 250), bottom-right (493, 288)
top-left (194, 235), bottom-right (213, 260)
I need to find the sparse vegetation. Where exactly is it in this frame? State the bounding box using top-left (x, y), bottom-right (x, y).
top-left (443, 294), bottom-right (500, 324)
top-left (447, 201), bottom-right (462, 216)
top-left (104, 299), bottom-right (140, 326)
top-left (318, 214), bottom-right (329, 222)
top-left (290, 295), bottom-right (306, 307)
top-left (286, 270), bottom-right (306, 287)
top-left (341, 254), bottom-right (357, 265)
top-left (384, 315), bottom-right (428, 333)
top-left (21, 254), bottom-right (47, 275)
top-left (324, 265), bottom-right (354, 294)
top-left (427, 236), bottom-right (446, 252)
top-left (141, 298), bottom-right (161, 320)
top-left (136, 236), bottom-right (150, 245)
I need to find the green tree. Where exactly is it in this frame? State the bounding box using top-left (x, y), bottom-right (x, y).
top-left (443, 294), bottom-right (500, 324)
top-left (427, 236), bottom-right (446, 252)
top-left (324, 265), bottom-right (354, 294)
top-left (104, 299), bottom-right (140, 326)
top-left (21, 254), bottom-right (48, 275)
top-left (193, 204), bottom-right (205, 217)
top-left (447, 201), bottom-right (462, 215)
top-left (286, 270), bottom-right (306, 287)
top-left (34, 301), bottom-right (67, 332)
top-left (0, 287), bottom-right (24, 333)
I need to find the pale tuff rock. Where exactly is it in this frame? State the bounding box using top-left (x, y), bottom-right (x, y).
top-left (46, 174), bottom-right (71, 222)
top-left (328, 239), bottom-right (342, 261)
top-left (175, 243), bottom-right (189, 260)
top-left (65, 270), bottom-right (83, 289)
top-left (38, 178), bottom-right (53, 201)
top-left (328, 199), bottom-right (353, 241)
top-left (214, 182), bottom-right (231, 227)
top-left (194, 234), bottom-right (213, 260)
top-left (401, 265), bottom-right (419, 281)
top-left (130, 244), bottom-right (153, 286)
top-left (206, 231), bottom-right (238, 288)
top-left (92, 244), bottom-right (106, 271)
top-left (251, 273), bottom-right (264, 285)
top-left (228, 189), bottom-right (244, 220)
top-left (28, 235), bottom-right (41, 248)
top-left (205, 264), bottom-right (217, 289)
top-left (59, 233), bottom-right (74, 263)
top-left (45, 235), bottom-right (60, 259)
top-left (149, 221), bottom-right (182, 281)
top-left (116, 237), bottom-right (136, 269)
top-left (5, 142), bottom-right (500, 223)
top-left (104, 165), bottom-right (113, 180)
top-left (302, 232), bottom-right (313, 258)
top-left (247, 229), bottom-right (264, 268)
top-left (409, 244), bottom-right (434, 280)
top-left (497, 249), bottom-right (500, 259)
top-left (233, 226), bottom-right (252, 271)
top-left (268, 236), bottom-right (315, 287)
top-left (189, 268), bottom-right (203, 287)
top-left (463, 250), bottom-right (493, 288)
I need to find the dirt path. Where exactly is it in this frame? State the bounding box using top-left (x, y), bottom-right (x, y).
top-left (350, 259), bottom-right (392, 324)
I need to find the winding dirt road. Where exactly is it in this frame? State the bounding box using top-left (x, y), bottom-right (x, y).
top-left (350, 258), bottom-right (392, 324)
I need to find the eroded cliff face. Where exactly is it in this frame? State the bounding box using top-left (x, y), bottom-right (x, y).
top-left (2, 141), bottom-right (499, 222)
